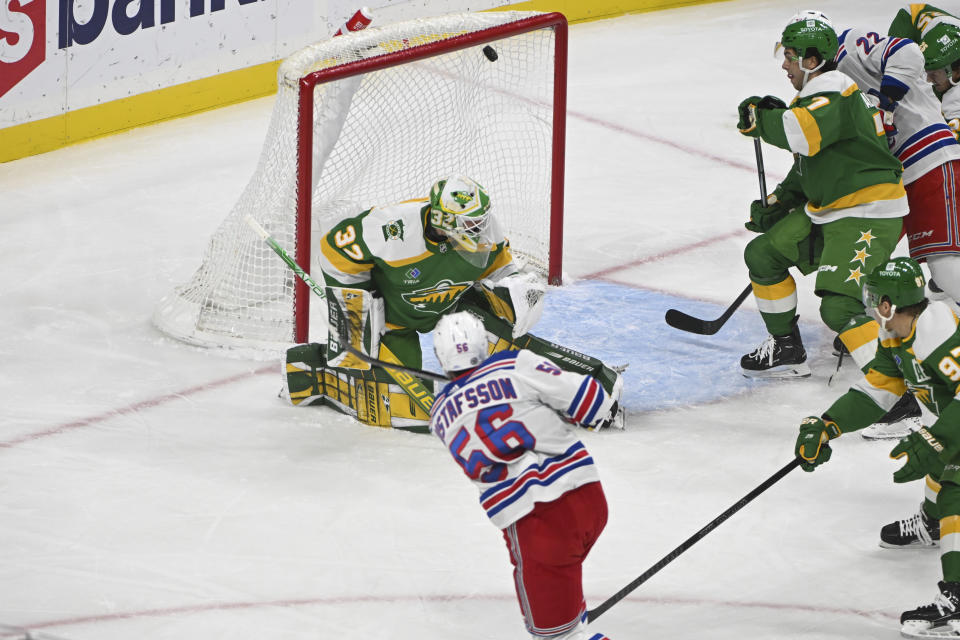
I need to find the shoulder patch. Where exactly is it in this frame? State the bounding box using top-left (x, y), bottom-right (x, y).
top-left (913, 302), bottom-right (960, 360)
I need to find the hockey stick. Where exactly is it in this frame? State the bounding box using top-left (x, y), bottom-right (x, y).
top-left (586, 457), bottom-right (801, 623)
top-left (663, 139), bottom-right (768, 335)
top-left (243, 216), bottom-right (450, 389)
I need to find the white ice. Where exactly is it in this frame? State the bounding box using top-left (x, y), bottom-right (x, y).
top-left (0, 1), bottom-right (942, 638)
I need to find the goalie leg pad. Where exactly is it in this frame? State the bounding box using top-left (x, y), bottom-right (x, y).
top-left (325, 286), bottom-right (385, 369)
top-left (283, 344), bottom-right (431, 432)
top-left (282, 343), bottom-right (327, 406)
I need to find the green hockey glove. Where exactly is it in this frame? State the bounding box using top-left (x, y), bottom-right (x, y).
top-left (757, 95), bottom-right (787, 110)
top-left (891, 428), bottom-right (946, 483)
top-left (737, 96), bottom-right (762, 136)
top-left (795, 416), bottom-right (841, 472)
top-left (745, 193), bottom-right (792, 233)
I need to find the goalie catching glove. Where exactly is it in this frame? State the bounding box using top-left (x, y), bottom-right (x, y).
top-left (477, 271), bottom-right (546, 339)
top-left (795, 416), bottom-right (841, 471)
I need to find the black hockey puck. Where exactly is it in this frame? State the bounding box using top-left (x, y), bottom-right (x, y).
top-left (482, 45), bottom-right (498, 61)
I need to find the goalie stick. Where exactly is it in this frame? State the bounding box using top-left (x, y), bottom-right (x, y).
top-left (243, 215), bottom-right (450, 387)
top-left (664, 139), bottom-right (768, 335)
top-left (587, 457), bottom-right (801, 623)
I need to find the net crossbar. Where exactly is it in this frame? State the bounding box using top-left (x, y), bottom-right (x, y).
top-left (153, 10), bottom-right (566, 354)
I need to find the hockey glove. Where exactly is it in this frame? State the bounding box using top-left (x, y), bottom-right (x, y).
top-left (867, 88), bottom-right (898, 149)
top-left (737, 96), bottom-right (762, 136)
top-left (757, 95), bottom-right (787, 110)
top-left (891, 428), bottom-right (946, 483)
top-left (745, 193), bottom-right (791, 233)
top-left (795, 416), bottom-right (841, 472)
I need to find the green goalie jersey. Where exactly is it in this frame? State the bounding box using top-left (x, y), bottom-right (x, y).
top-left (826, 302), bottom-right (960, 441)
top-left (318, 198), bottom-right (515, 333)
top-left (753, 71), bottom-right (907, 224)
top-left (889, 4), bottom-right (960, 41)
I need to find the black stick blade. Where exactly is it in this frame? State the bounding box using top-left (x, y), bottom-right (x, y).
top-left (664, 284), bottom-right (753, 336)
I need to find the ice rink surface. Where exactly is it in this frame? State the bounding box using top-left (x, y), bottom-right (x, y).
top-left (0, 0), bottom-right (946, 638)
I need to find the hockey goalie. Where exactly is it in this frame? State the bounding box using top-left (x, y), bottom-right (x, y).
top-left (281, 175), bottom-right (625, 432)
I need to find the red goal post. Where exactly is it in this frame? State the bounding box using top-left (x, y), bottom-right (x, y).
top-left (154, 11), bottom-right (568, 353)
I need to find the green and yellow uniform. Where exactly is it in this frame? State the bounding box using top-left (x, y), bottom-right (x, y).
top-left (319, 198), bottom-right (516, 368)
top-left (823, 302), bottom-right (960, 579)
top-left (745, 70), bottom-right (908, 364)
top-left (889, 4), bottom-right (960, 42)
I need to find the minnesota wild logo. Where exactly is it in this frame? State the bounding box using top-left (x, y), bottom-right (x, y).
top-left (402, 279), bottom-right (471, 313)
top-left (452, 190), bottom-right (474, 206)
top-left (382, 219), bottom-right (405, 241)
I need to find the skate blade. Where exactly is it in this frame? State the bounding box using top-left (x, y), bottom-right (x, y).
top-left (862, 417), bottom-right (922, 440)
top-left (741, 363), bottom-right (812, 379)
top-left (901, 619), bottom-right (960, 637)
top-left (879, 540), bottom-right (939, 550)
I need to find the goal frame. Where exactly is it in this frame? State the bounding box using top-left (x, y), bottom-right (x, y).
top-left (292, 12), bottom-right (568, 343)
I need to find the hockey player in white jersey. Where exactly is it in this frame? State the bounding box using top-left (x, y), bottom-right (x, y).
top-left (430, 311), bottom-right (613, 640)
top-left (832, 13), bottom-right (960, 336)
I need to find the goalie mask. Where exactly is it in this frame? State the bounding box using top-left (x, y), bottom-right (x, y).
top-left (862, 257), bottom-right (927, 331)
top-left (433, 311), bottom-right (489, 374)
top-left (429, 176), bottom-right (497, 267)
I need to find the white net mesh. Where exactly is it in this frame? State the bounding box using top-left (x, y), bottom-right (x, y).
top-left (153, 11), bottom-right (561, 354)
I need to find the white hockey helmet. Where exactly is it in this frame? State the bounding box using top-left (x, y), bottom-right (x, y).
top-left (433, 311), bottom-right (489, 374)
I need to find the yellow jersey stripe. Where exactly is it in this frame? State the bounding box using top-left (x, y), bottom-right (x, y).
top-left (864, 369), bottom-right (908, 396)
top-left (807, 181), bottom-right (906, 213)
top-left (479, 246), bottom-right (515, 279)
top-left (839, 321), bottom-right (879, 353)
top-left (791, 107), bottom-right (822, 155)
top-left (321, 235), bottom-right (373, 275)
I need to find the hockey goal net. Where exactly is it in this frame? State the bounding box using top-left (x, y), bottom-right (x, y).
top-left (153, 10), bottom-right (567, 353)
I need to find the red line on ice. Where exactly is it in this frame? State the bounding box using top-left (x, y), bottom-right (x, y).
top-left (7, 592), bottom-right (896, 635)
top-left (0, 366), bottom-right (274, 449)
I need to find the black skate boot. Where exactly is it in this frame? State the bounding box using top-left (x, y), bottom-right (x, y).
top-left (862, 391), bottom-right (923, 440)
top-left (901, 581), bottom-right (960, 637)
top-left (740, 317), bottom-right (811, 379)
top-left (880, 503), bottom-right (939, 549)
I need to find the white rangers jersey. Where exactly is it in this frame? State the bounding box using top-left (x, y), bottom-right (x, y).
top-left (430, 349), bottom-right (612, 529)
top-left (836, 27), bottom-right (960, 183)
top-left (941, 84), bottom-right (960, 137)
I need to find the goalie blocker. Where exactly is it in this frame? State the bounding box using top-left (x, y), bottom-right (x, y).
top-left (282, 282), bottom-right (625, 431)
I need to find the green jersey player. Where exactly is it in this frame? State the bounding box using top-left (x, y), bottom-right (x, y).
top-left (889, 4), bottom-right (960, 44)
top-left (793, 257), bottom-right (960, 638)
top-left (735, 12), bottom-right (908, 378)
top-left (282, 176), bottom-right (624, 432)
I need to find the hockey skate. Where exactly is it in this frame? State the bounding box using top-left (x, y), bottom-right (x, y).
top-left (740, 319), bottom-right (811, 378)
top-left (862, 391), bottom-right (923, 440)
top-left (880, 503), bottom-right (939, 549)
top-left (901, 581), bottom-right (960, 638)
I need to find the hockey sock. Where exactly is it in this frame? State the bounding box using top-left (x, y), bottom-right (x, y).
top-left (749, 275), bottom-right (798, 336)
top-left (929, 475), bottom-right (943, 521)
top-left (939, 481), bottom-right (960, 581)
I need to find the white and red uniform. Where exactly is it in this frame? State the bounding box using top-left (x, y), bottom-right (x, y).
top-left (430, 349), bottom-right (614, 640)
top-left (836, 28), bottom-right (960, 265)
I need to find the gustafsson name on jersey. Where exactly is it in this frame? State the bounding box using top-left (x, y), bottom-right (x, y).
top-left (433, 377), bottom-right (518, 438)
